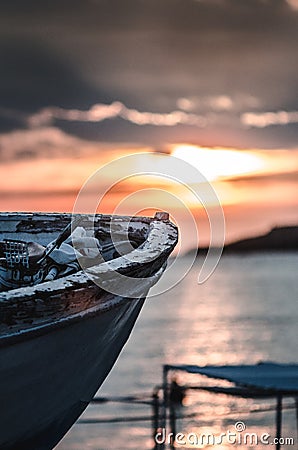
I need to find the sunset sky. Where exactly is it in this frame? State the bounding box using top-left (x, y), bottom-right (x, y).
top-left (0, 0), bottom-right (298, 250)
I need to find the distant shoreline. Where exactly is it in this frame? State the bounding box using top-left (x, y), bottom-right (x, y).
top-left (186, 225), bottom-right (298, 256)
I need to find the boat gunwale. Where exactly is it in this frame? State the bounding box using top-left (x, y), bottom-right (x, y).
top-left (0, 212), bottom-right (178, 343)
top-left (0, 267), bottom-right (164, 348)
top-left (0, 213), bottom-right (177, 302)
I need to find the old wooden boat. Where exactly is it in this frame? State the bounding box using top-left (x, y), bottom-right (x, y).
top-left (0, 212), bottom-right (178, 450)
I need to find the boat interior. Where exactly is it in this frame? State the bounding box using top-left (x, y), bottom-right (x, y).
top-left (0, 213), bottom-right (151, 291)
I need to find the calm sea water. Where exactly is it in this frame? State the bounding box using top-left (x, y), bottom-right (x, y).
top-left (56, 253), bottom-right (298, 450)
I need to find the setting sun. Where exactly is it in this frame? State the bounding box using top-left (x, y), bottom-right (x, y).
top-left (171, 144), bottom-right (265, 181)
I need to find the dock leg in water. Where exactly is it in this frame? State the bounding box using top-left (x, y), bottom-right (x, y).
top-left (275, 394), bottom-right (283, 450)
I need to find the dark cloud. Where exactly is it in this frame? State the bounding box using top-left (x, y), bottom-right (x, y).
top-left (0, 39), bottom-right (112, 112)
top-left (0, 108), bottom-right (25, 132)
top-left (0, 0), bottom-right (297, 148)
top-left (54, 116), bottom-right (298, 150)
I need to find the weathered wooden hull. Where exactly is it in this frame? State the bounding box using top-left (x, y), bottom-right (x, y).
top-left (0, 212), bottom-right (178, 449)
top-left (0, 294), bottom-right (146, 450)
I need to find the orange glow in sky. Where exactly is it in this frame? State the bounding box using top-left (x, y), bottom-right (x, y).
top-left (1, 143), bottom-right (298, 250)
top-left (171, 144), bottom-right (265, 181)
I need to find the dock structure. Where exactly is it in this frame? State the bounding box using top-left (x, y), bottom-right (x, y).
top-left (75, 362), bottom-right (298, 450)
top-left (162, 363), bottom-right (298, 450)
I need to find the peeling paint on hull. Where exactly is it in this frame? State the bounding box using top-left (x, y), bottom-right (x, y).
top-left (0, 212), bottom-right (178, 450)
